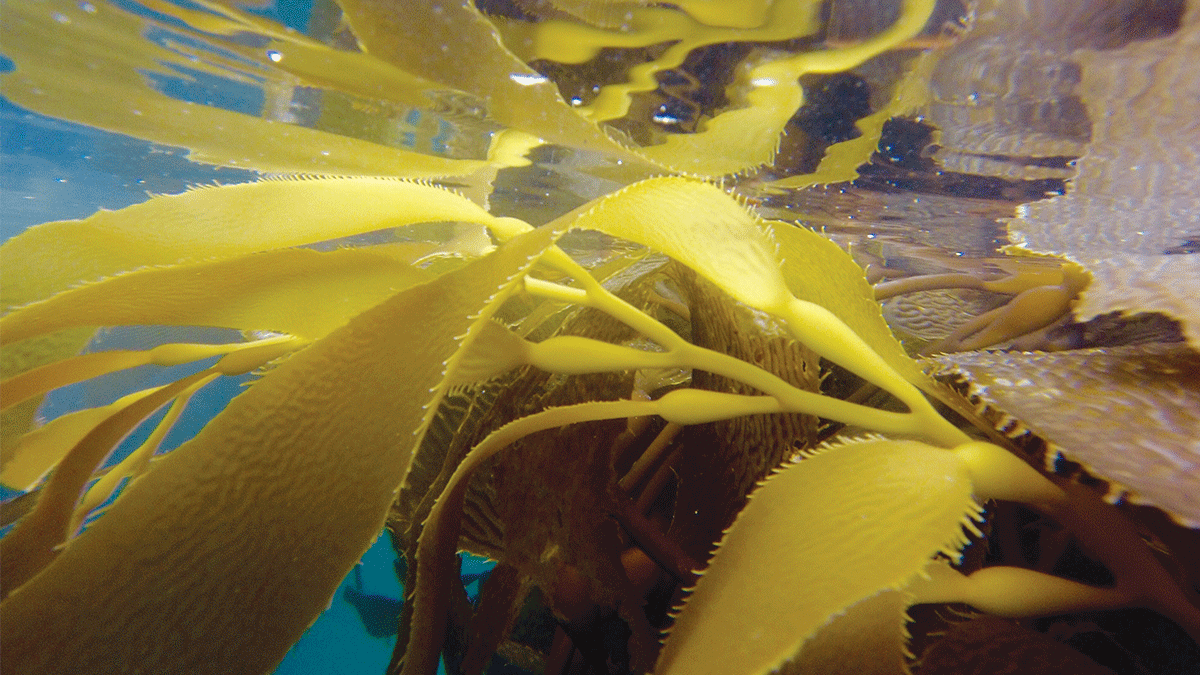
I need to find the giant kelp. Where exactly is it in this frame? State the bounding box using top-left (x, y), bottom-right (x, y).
top-left (1, 1), bottom-right (1198, 674)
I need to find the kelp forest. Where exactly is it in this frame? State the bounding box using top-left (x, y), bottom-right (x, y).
top-left (1, 1), bottom-right (1198, 674)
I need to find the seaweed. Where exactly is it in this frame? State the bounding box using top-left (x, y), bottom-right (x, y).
top-left (1, 1), bottom-right (1197, 674)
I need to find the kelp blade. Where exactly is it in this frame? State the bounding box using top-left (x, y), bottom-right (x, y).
top-left (1, 383), bottom-right (191, 494)
top-left (0, 226), bottom-right (558, 674)
top-left (569, 176), bottom-right (951, 441)
top-left (570, 176), bottom-right (788, 310)
top-left (0, 177), bottom-right (501, 315)
top-left (0, 176), bottom-right (504, 451)
top-left (932, 344), bottom-right (1200, 527)
top-left (0, 338), bottom-right (300, 415)
top-left (1, 337), bottom-right (304, 495)
top-left (780, 589), bottom-right (912, 675)
top-left (656, 438), bottom-right (979, 675)
top-left (0, 372), bottom-right (216, 598)
top-left (769, 221), bottom-right (930, 388)
top-left (0, 247), bottom-right (431, 346)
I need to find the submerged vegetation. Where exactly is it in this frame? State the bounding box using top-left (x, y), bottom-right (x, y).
top-left (1, 1), bottom-right (1198, 673)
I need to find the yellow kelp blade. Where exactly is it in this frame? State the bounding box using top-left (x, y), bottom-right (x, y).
top-left (0, 224), bottom-right (560, 675)
top-left (444, 320), bottom-right (531, 387)
top-left (0, 0), bottom-right (488, 178)
top-left (780, 589), bottom-right (912, 675)
top-left (0, 177), bottom-right (499, 443)
top-left (569, 176), bottom-right (963, 445)
top-left (655, 438), bottom-right (981, 675)
top-left (0, 247), bottom-right (431, 346)
top-left (1, 337), bottom-right (303, 493)
top-left (1, 383), bottom-right (196, 495)
top-left (0, 371), bottom-right (216, 598)
top-left (0, 336), bottom-right (304, 487)
top-left (0, 177), bottom-right (499, 314)
top-left (69, 377), bottom-right (212, 535)
top-left (0, 336), bottom-right (304, 419)
top-left (768, 220), bottom-right (929, 389)
top-left (1, 327), bottom-right (96, 450)
top-left (570, 176), bottom-right (787, 309)
top-left (334, 0), bottom-right (647, 164)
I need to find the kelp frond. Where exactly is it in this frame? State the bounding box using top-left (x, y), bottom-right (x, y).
top-left (2, 1), bottom-right (1198, 674)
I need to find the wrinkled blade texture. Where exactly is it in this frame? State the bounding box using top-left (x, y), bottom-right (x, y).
top-left (932, 345), bottom-right (1200, 526)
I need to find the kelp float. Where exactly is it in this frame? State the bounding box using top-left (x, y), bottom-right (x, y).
top-left (1, 1), bottom-right (1198, 674)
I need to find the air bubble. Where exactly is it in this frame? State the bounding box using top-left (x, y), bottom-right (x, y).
top-left (266, 50), bottom-right (283, 63)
